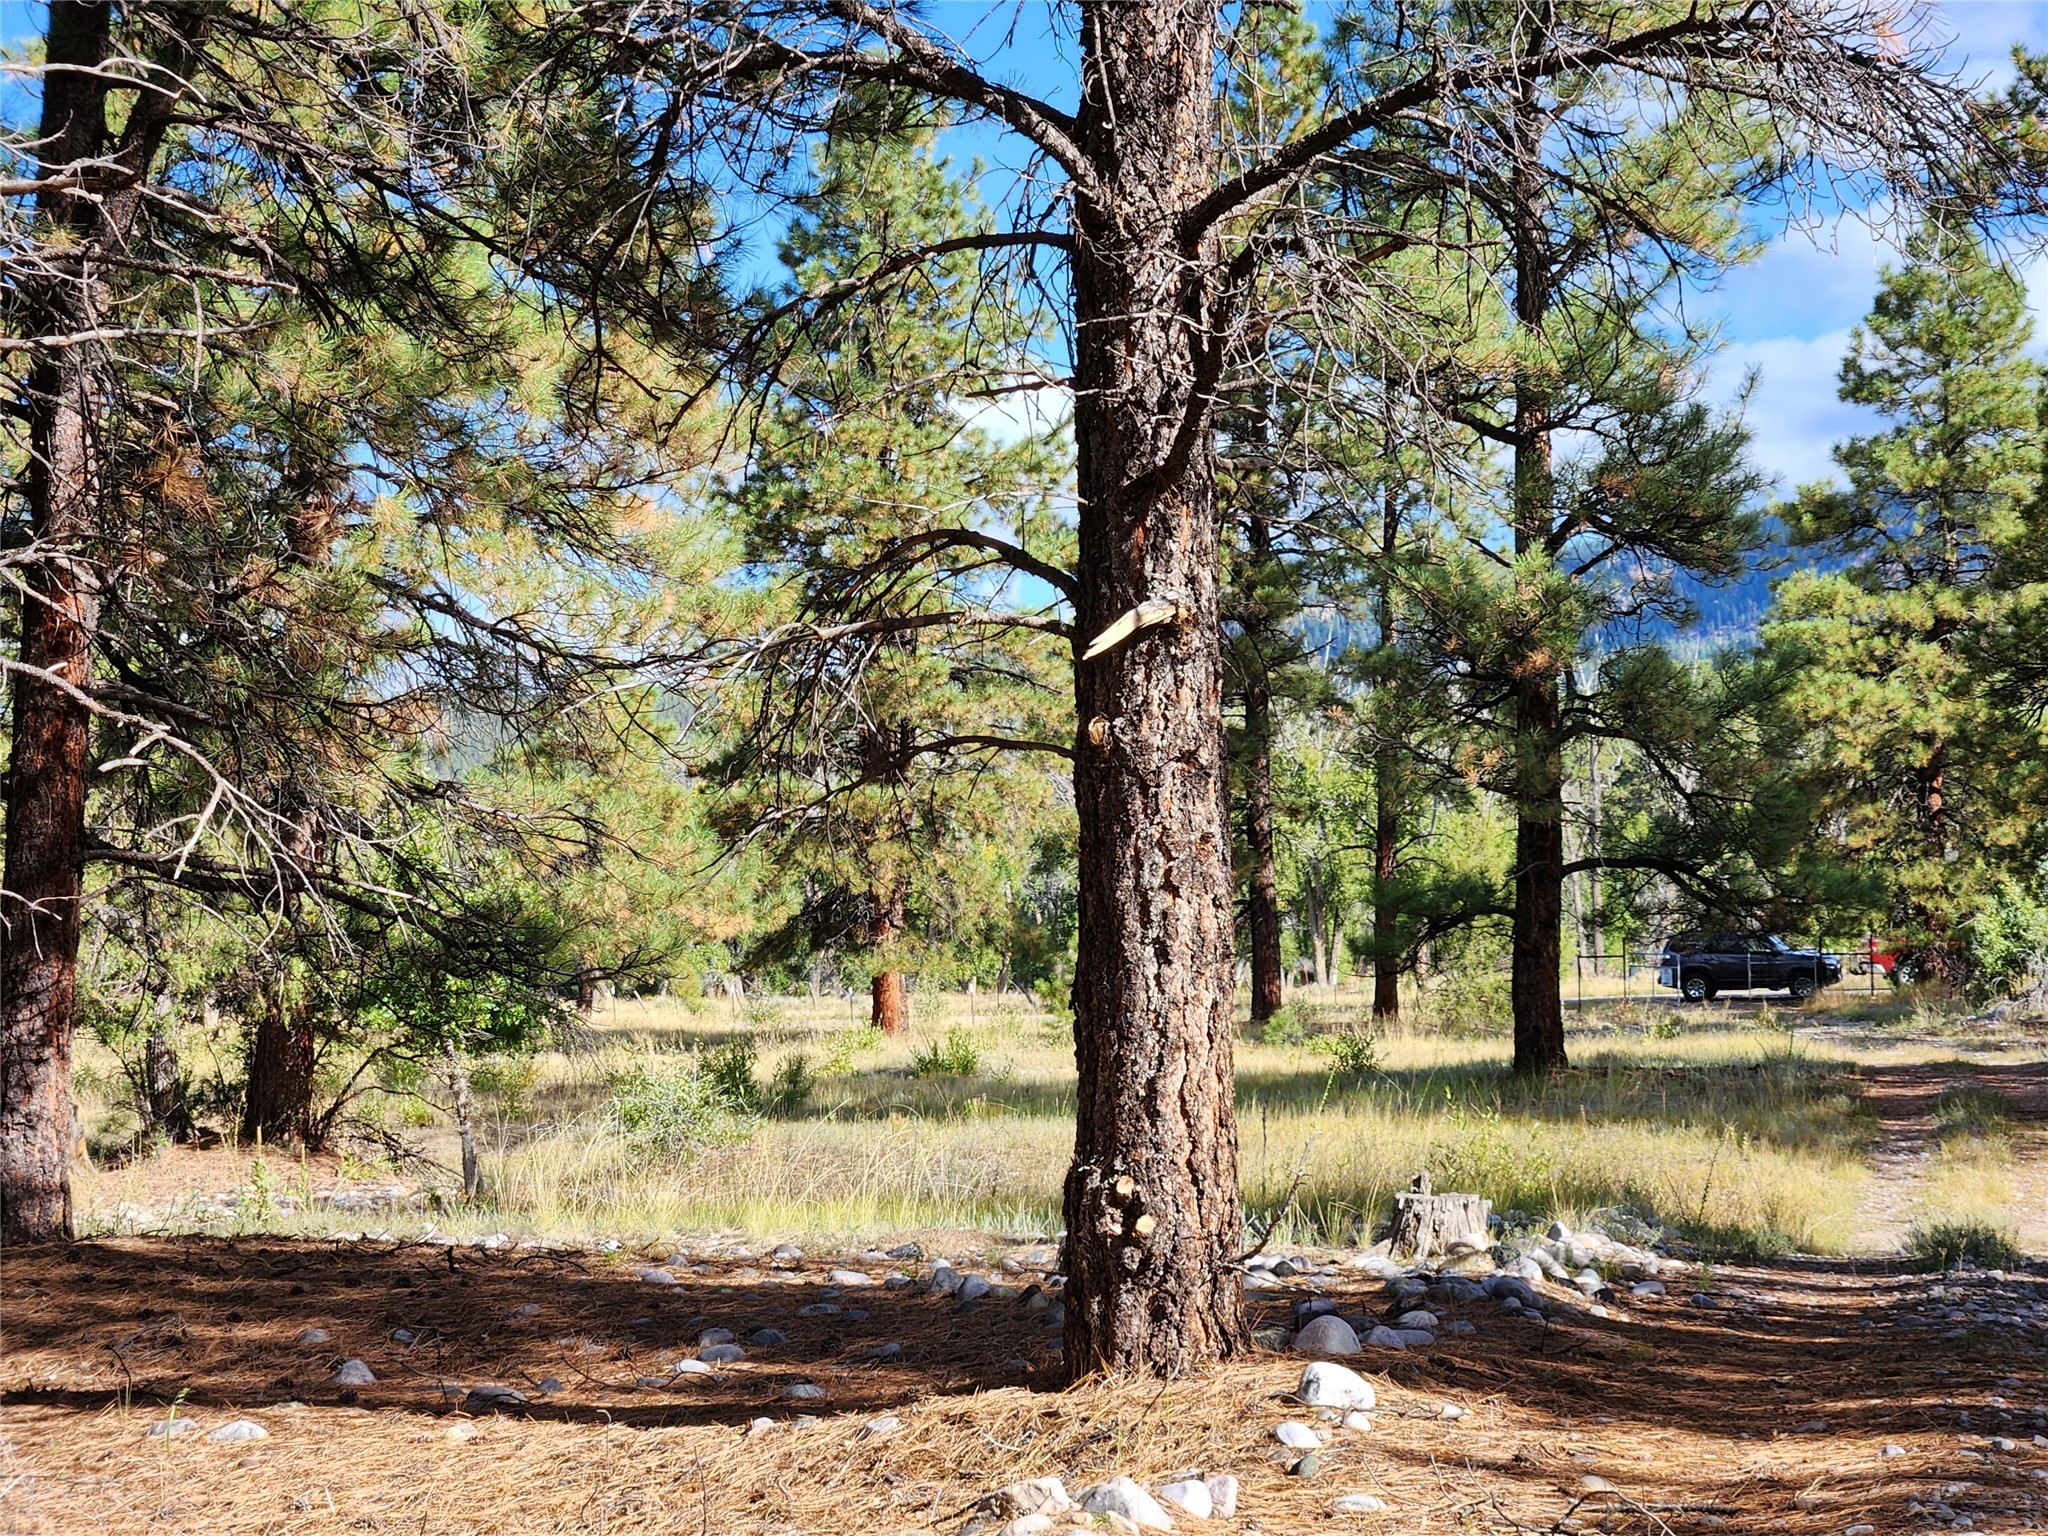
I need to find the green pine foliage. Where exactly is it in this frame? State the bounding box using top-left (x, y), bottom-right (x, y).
top-left (1767, 223), bottom-right (2045, 976)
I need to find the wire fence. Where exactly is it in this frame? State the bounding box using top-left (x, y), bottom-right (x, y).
top-left (1570, 937), bottom-right (1895, 1009)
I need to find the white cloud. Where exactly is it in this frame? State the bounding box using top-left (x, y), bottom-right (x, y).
top-left (1708, 330), bottom-right (1865, 492)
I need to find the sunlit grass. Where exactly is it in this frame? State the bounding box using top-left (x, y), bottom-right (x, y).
top-left (80, 983), bottom-right (2022, 1260)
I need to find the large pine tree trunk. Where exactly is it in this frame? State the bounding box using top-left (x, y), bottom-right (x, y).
top-left (0, 1), bottom-right (112, 1245)
top-left (1062, 0), bottom-right (1249, 1378)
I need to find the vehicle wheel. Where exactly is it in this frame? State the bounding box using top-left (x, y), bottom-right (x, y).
top-left (1894, 957), bottom-right (1921, 986)
top-left (1681, 971), bottom-right (1714, 1003)
top-left (1788, 973), bottom-right (1817, 1000)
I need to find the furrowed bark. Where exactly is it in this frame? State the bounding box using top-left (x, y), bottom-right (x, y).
top-left (1062, 0), bottom-right (1249, 1379)
top-left (1, 1), bottom-right (112, 1245)
top-left (1372, 467), bottom-right (1402, 1024)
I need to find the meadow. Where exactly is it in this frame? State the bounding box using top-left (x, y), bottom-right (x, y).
top-left (71, 983), bottom-right (2047, 1263)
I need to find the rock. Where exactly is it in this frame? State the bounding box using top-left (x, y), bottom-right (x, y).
top-left (1446, 1319), bottom-right (1477, 1336)
top-left (146, 1417), bottom-right (201, 1440)
top-left (863, 1341), bottom-right (904, 1359)
top-left (992, 1477), bottom-right (1075, 1518)
top-left (797, 1303), bottom-right (840, 1317)
top-left (771, 1243), bottom-right (803, 1263)
top-left (1689, 1293), bottom-right (1717, 1308)
top-left (1632, 1280), bottom-right (1666, 1298)
top-left (1392, 1327), bottom-right (1435, 1347)
top-left (1205, 1474), bottom-right (1238, 1518)
top-left (294, 1327), bottom-right (331, 1345)
top-left (1294, 1315), bottom-right (1362, 1356)
top-left (1276, 1421), bottom-right (1324, 1448)
top-left (1392, 1310), bottom-right (1438, 1330)
top-left (928, 1263), bottom-right (964, 1295)
top-left (1882, 1444), bottom-right (1906, 1459)
top-left (960, 1274), bottom-right (993, 1303)
top-left (1288, 1452), bottom-right (1320, 1478)
top-left (997, 1518), bottom-right (1056, 1536)
top-left (699, 1343), bottom-right (745, 1363)
top-left (744, 1416), bottom-right (776, 1437)
top-left (785, 1383), bottom-right (826, 1400)
top-left (700, 1327), bottom-right (737, 1346)
top-left (1081, 1476), bottom-right (1174, 1530)
top-left (1364, 1326), bottom-right (1407, 1350)
top-left (1343, 1411), bottom-right (1373, 1431)
top-left (1845, 1526), bottom-right (1875, 1536)
top-left (331, 1359), bottom-right (376, 1386)
top-left (638, 1267), bottom-right (677, 1285)
top-left (1299, 1361), bottom-right (1377, 1411)
top-left (444, 1421), bottom-right (476, 1441)
top-left (1252, 1323), bottom-right (1295, 1350)
top-left (1792, 1419), bottom-right (1829, 1434)
top-left (1156, 1480), bottom-right (1212, 1519)
top-left (462, 1385), bottom-right (528, 1415)
top-left (1296, 1297), bottom-right (1341, 1322)
top-left (669, 1358), bottom-right (713, 1375)
top-left (1994, 1435), bottom-right (2019, 1452)
top-left (829, 1269), bottom-right (875, 1288)
top-left (509, 1303), bottom-right (542, 1319)
top-left (750, 1328), bottom-right (790, 1346)
top-left (1242, 1270), bottom-right (1281, 1292)
top-left (1483, 1274), bottom-right (1540, 1308)
top-left (864, 1415), bottom-right (902, 1435)
top-left (1333, 1494), bottom-right (1388, 1513)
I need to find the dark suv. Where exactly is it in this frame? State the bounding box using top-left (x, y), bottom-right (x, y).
top-left (1657, 934), bottom-right (1841, 1002)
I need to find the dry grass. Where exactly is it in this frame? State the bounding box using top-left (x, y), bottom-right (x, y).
top-left (69, 989), bottom-right (2048, 1261)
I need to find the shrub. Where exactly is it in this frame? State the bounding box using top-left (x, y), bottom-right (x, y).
top-left (1259, 1006), bottom-right (1306, 1048)
top-left (1312, 1029), bottom-right (1380, 1077)
top-left (910, 1026), bottom-right (983, 1078)
top-left (766, 1052), bottom-right (814, 1114)
top-left (818, 1025), bottom-right (883, 1077)
top-left (1906, 1219), bottom-right (2020, 1272)
top-left (703, 1039), bottom-right (763, 1113)
top-left (607, 1058), bottom-right (756, 1161)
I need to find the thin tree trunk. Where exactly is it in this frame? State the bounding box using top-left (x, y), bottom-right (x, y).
top-left (1511, 684), bottom-right (1569, 1074)
top-left (1243, 651), bottom-right (1284, 1025)
top-left (1585, 738), bottom-right (1603, 973)
top-left (446, 1049), bottom-right (480, 1204)
top-left (1372, 475), bottom-right (1402, 1023)
top-left (1507, 82), bottom-right (1568, 1075)
top-left (1062, 0), bottom-right (1248, 1378)
top-left (0, 1), bottom-right (113, 1245)
top-left (142, 1010), bottom-right (191, 1142)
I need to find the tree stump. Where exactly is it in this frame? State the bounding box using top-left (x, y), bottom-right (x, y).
top-left (1389, 1173), bottom-right (1491, 1263)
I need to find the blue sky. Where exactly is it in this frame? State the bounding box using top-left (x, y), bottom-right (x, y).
top-left (6, 0), bottom-right (2044, 490)
top-left (1695, 3), bottom-right (2048, 488)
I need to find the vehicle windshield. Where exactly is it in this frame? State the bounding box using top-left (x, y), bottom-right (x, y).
top-left (1764, 935), bottom-right (1791, 952)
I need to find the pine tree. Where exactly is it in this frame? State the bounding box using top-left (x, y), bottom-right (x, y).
top-left (1768, 222), bottom-right (2044, 977)
top-left (706, 125), bottom-right (1073, 1034)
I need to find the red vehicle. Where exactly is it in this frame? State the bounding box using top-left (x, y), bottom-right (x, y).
top-left (1854, 939), bottom-right (1926, 985)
